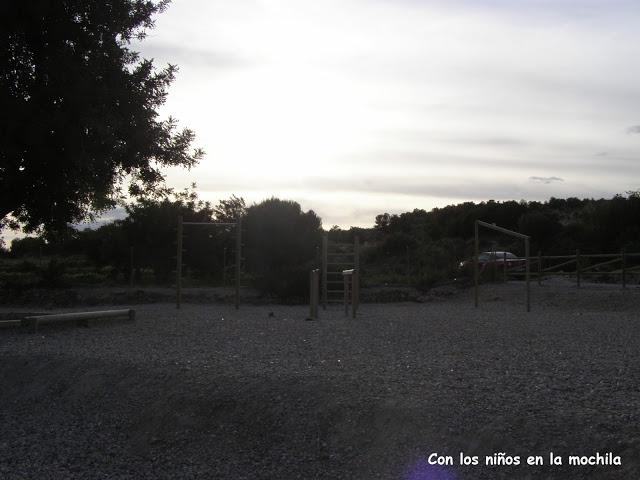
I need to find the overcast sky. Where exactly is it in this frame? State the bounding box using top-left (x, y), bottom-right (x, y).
top-left (135, 0), bottom-right (640, 228)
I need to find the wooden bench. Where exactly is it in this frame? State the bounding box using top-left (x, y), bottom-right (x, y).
top-left (22, 309), bottom-right (136, 333)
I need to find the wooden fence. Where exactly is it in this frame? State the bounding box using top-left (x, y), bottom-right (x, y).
top-left (501, 250), bottom-right (640, 288)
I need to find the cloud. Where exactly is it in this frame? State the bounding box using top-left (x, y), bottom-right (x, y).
top-left (73, 207), bottom-right (128, 231)
top-left (529, 176), bottom-right (564, 184)
top-left (138, 43), bottom-right (254, 70)
top-left (197, 174), bottom-right (575, 201)
top-left (153, 0), bottom-right (640, 227)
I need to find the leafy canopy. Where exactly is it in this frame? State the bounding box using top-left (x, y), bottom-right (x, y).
top-left (0, 0), bottom-right (203, 234)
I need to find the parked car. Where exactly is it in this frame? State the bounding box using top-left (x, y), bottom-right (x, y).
top-left (458, 251), bottom-right (526, 276)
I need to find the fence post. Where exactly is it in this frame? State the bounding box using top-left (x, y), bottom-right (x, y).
top-left (223, 246), bottom-right (227, 287)
top-left (525, 236), bottom-right (530, 312)
top-left (176, 215), bottom-right (183, 309)
top-left (308, 269), bottom-right (319, 320)
top-left (235, 216), bottom-right (242, 310)
top-left (622, 248), bottom-right (627, 289)
top-left (490, 244), bottom-right (496, 282)
top-left (405, 245), bottom-right (410, 285)
top-left (503, 251), bottom-right (507, 283)
top-left (353, 269), bottom-right (359, 318)
top-left (343, 274), bottom-right (349, 316)
top-left (129, 246), bottom-right (135, 289)
top-left (576, 249), bottom-right (581, 288)
top-left (322, 233), bottom-right (328, 310)
top-left (538, 250), bottom-right (542, 286)
top-left (474, 221), bottom-right (479, 308)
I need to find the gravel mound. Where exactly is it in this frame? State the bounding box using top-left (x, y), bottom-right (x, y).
top-left (1, 282), bottom-right (639, 479)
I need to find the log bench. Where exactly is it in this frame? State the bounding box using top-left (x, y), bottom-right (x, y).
top-left (22, 309), bottom-right (136, 333)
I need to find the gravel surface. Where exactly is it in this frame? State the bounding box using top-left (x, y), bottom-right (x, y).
top-left (1, 281), bottom-right (639, 479)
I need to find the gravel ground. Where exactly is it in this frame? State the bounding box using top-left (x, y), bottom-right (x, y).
top-left (1, 280), bottom-right (639, 479)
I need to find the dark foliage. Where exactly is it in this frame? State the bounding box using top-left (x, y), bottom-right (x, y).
top-left (364, 193), bottom-right (640, 289)
top-left (0, 0), bottom-right (203, 234)
top-left (244, 198), bottom-right (322, 299)
top-left (3, 192), bottom-right (639, 295)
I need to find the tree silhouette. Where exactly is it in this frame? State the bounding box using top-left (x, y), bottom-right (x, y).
top-left (0, 0), bottom-right (203, 234)
top-left (213, 195), bottom-right (246, 223)
top-left (244, 198), bottom-right (322, 298)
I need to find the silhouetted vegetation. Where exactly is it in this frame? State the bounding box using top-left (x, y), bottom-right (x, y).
top-left (1, 191), bottom-right (639, 298)
top-left (362, 192), bottom-right (640, 288)
top-left (0, 0), bottom-right (202, 235)
top-left (244, 198), bottom-right (322, 299)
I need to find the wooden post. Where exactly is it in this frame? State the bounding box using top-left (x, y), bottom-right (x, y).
top-left (525, 237), bottom-right (530, 312)
top-left (222, 246), bottom-right (227, 287)
top-left (129, 246), bottom-right (134, 289)
top-left (322, 233), bottom-right (328, 310)
top-left (343, 274), bottom-right (349, 316)
top-left (354, 236), bottom-right (360, 309)
top-left (352, 270), bottom-right (359, 319)
top-left (537, 250), bottom-right (542, 286)
top-left (503, 251), bottom-right (507, 283)
top-left (313, 271), bottom-right (317, 319)
top-left (621, 248), bottom-right (627, 289)
top-left (309, 269), bottom-right (319, 320)
top-left (235, 216), bottom-right (242, 310)
top-left (490, 243), bottom-right (496, 282)
top-left (474, 220), bottom-right (530, 311)
top-left (405, 245), bottom-right (410, 285)
top-left (474, 221), bottom-right (479, 308)
top-left (576, 249), bottom-right (581, 288)
top-left (176, 215), bottom-right (183, 309)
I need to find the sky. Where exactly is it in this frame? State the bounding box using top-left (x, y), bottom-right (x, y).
top-left (138, 0), bottom-right (638, 227)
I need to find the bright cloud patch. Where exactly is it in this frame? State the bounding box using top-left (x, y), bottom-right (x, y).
top-left (529, 176), bottom-right (565, 184)
top-left (136, 0), bottom-right (640, 227)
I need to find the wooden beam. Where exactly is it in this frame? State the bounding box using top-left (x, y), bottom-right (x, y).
top-left (542, 258), bottom-right (577, 272)
top-left (477, 220), bottom-right (530, 239)
top-left (23, 309), bottom-right (135, 334)
top-left (580, 257), bottom-right (621, 272)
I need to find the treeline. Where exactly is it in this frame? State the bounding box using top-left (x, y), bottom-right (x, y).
top-left (363, 192), bottom-right (640, 287)
top-left (2, 188), bottom-right (322, 298)
top-left (2, 191), bottom-right (639, 295)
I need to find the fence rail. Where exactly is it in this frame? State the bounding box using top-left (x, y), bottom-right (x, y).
top-left (497, 249), bottom-right (639, 289)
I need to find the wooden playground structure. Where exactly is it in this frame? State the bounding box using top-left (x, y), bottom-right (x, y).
top-left (308, 267), bottom-right (359, 320)
top-left (475, 220), bottom-right (531, 311)
top-left (475, 220), bottom-right (640, 312)
top-left (175, 215), bottom-right (242, 310)
top-left (308, 233), bottom-right (361, 320)
top-left (321, 233), bottom-right (360, 309)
